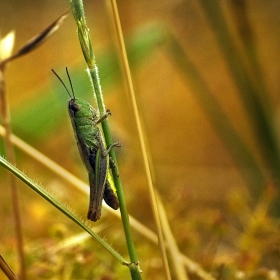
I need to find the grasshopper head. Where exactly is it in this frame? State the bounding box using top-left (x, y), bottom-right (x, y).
top-left (52, 68), bottom-right (98, 120)
top-left (68, 98), bottom-right (97, 120)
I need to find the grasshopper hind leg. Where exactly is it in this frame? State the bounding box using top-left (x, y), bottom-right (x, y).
top-left (87, 172), bottom-right (103, 222)
top-left (103, 181), bottom-right (119, 210)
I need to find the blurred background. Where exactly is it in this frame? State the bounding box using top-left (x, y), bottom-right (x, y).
top-left (1, 0), bottom-right (280, 279)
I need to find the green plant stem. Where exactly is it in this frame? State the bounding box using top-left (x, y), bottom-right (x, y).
top-left (70, 0), bottom-right (141, 278)
top-left (0, 156), bottom-right (128, 264)
top-left (88, 67), bottom-right (139, 264)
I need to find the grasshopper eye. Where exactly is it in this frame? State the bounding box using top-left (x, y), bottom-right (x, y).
top-left (70, 103), bottom-right (81, 112)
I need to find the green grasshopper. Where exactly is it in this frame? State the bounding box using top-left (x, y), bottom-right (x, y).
top-left (52, 68), bottom-right (120, 221)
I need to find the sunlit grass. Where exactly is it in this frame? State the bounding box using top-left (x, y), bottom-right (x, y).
top-left (1, 1), bottom-right (280, 279)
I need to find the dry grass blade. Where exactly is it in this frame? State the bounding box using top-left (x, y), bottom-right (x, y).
top-left (156, 192), bottom-right (189, 280)
top-left (106, 0), bottom-right (172, 279)
top-left (0, 31), bottom-right (15, 62)
top-left (0, 9), bottom-right (69, 67)
top-left (0, 255), bottom-right (18, 280)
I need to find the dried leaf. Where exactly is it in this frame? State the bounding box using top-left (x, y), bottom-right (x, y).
top-left (0, 9), bottom-right (69, 67)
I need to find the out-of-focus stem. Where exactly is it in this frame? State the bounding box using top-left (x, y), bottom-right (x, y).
top-left (0, 67), bottom-right (25, 280)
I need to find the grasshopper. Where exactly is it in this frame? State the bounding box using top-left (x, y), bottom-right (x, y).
top-left (52, 68), bottom-right (120, 221)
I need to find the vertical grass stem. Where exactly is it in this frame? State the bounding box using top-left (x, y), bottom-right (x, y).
top-left (70, 0), bottom-right (142, 278)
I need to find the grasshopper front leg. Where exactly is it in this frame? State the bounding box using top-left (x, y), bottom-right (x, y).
top-left (95, 110), bottom-right (111, 125)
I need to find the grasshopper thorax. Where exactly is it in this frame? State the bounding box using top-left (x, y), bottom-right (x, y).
top-left (68, 98), bottom-right (97, 120)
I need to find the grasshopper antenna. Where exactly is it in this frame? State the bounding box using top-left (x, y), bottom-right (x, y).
top-left (66, 67), bottom-right (76, 100)
top-left (51, 68), bottom-right (73, 99)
